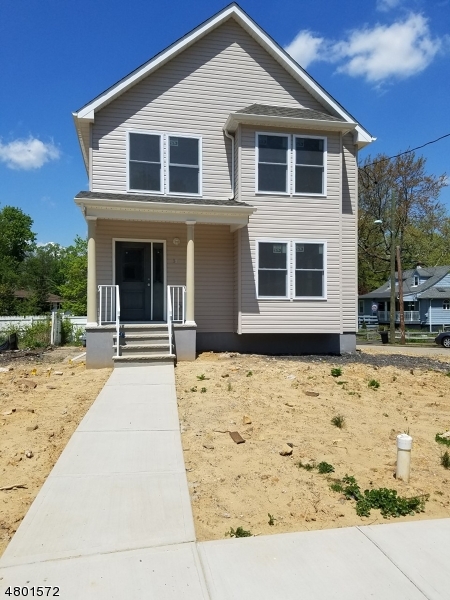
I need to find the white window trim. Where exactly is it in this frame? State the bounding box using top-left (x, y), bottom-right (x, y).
top-left (256, 239), bottom-right (290, 299)
top-left (167, 132), bottom-right (202, 197)
top-left (126, 130), bottom-right (202, 197)
top-left (293, 134), bottom-right (327, 197)
top-left (292, 239), bottom-right (327, 300)
top-left (255, 132), bottom-right (290, 196)
top-left (256, 239), bottom-right (327, 300)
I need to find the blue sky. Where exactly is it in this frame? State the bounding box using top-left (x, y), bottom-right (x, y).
top-left (0, 0), bottom-right (449, 246)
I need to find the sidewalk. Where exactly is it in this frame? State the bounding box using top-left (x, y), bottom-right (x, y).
top-left (1, 365), bottom-right (449, 599)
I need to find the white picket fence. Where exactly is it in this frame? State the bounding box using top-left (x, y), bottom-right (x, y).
top-left (0, 315), bottom-right (87, 346)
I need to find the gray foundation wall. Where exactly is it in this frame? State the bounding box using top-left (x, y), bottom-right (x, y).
top-left (196, 332), bottom-right (356, 356)
top-left (86, 327), bottom-right (115, 369)
top-left (173, 325), bottom-right (196, 361)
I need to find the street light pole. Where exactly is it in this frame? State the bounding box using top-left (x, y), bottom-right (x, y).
top-left (390, 189), bottom-right (396, 344)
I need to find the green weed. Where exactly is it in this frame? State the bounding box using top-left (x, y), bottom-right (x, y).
top-left (227, 381), bottom-right (232, 392)
top-left (331, 368), bottom-right (342, 378)
top-left (317, 462), bottom-right (335, 474)
top-left (368, 379), bottom-right (380, 389)
top-left (268, 513), bottom-right (276, 526)
top-left (226, 526), bottom-right (252, 538)
top-left (441, 451), bottom-right (450, 469)
top-left (435, 433), bottom-right (450, 447)
top-left (246, 371), bottom-right (253, 377)
top-left (196, 374), bottom-right (209, 381)
top-left (200, 387), bottom-right (207, 393)
top-left (331, 415), bottom-right (345, 429)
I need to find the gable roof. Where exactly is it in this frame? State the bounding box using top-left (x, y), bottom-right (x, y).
top-left (73, 3), bottom-right (374, 151)
top-left (360, 266), bottom-right (450, 299)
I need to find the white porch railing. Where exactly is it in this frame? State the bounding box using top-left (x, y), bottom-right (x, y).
top-left (169, 285), bottom-right (186, 323)
top-left (377, 311), bottom-right (420, 323)
top-left (167, 286), bottom-right (173, 356)
top-left (98, 285), bottom-right (120, 357)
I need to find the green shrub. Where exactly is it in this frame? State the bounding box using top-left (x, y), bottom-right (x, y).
top-left (331, 368), bottom-right (342, 377)
top-left (368, 379), bottom-right (380, 389)
top-left (226, 526), bottom-right (252, 538)
top-left (435, 433), bottom-right (450, 447)
top-left (317, 461), bottom-right (335, 474)
top-left (441, 451), bottom-right (450, 469)
top-left (0, 320), bottom-right (51, 349)
top-left (331, 415), bottom-right (345, 429)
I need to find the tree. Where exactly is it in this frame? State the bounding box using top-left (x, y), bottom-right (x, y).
top-left (59, 236), bottom-right (87, 315)
top-left (18, 243), bottom-right (65, 315)
top-left (0, 206), bottom-right (36, 315)
top-left (358, 152), bottom-right (447, 294)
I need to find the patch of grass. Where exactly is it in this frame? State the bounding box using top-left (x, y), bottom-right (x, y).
top-left (227, 381), bottom-right (232, 392)
top-left (317, 461), bottom-right (335, 474)
top-left (435, 433), bottom-right (450, 447)
top-left (200, 387), bottom-right (207, 393)
top-left (297, 460), bottom-right (335, 475)
top-left (331, 475), bottom-right (429, 518)
top-left (331, 414), bottom-right (345, 429)
top-left (268, 513), bottom-right (276, 526)
top-left (226, 526), bottom-right (252, 538)
top-left (190, 386), bottom-right (197, 392)
top-left (368, 379), bottom-right (380, 389)
top-left (296, 460), bottom-right (315, 471)
top-left (330, 482), bottom-right (344, 493)
top-left (441, 451), bottom-right (450, 469)
top-left (246, 371), bottom-right (253, 377)
top-left (331, 368), bottom-right (342, 378)
top-left (196, 374), bottom-right (209, 381)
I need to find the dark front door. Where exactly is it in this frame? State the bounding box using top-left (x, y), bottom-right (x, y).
top-left (115, 241), bottom-right (164, 322)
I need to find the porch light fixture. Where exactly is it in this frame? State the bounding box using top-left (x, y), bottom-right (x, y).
top-left (173, 237), bottom-right (180, 245)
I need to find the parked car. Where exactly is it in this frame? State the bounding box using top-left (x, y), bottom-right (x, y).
top-left (435, 332), bottom-right (450, 348)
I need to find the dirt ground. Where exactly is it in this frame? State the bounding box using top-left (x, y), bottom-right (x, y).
top-left (176, 347), bottom-right (450, 541)
top-left (0, 347), bottom-right (111, 556)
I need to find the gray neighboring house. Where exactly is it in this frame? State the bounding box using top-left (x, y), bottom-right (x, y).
top-left (359, 266), bottom-right (450, 329)
top-left (72, 3), bottom-right (374, 368)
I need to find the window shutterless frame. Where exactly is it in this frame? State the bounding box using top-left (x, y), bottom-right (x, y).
top-left (293, 135), bottom-right (327, 197)
top-left (293, 240), bottom-right (327, 300)
top-left (256, 240), bottom-right (290, 299)
top-left (127, 131), bottom-right (163, 194)
top-left (255, 132), bottom-right (290, 195)
top-left (167, 133), bottom-right (202, 196)
top-left (126, 130), bottom-right (202, 196)
top-left (256, 239), bottom-right (327, 300)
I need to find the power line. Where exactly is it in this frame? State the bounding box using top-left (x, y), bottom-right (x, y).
top-left (361, 133), bottom-right (450, 168)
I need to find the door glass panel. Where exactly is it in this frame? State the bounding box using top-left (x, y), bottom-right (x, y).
top-left (122, 249), bottom-right (144, 282)
top-left (153, 243), bottom-right (164, 321)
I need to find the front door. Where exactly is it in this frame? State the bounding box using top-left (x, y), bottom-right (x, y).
top-left (115, 241), bottom-right (165, 321)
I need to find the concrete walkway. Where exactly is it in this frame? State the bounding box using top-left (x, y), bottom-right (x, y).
top-left (1, 365), bottom-right (449, 599)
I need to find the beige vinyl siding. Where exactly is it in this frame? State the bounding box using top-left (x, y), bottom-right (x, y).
top-left (341, 133), bottom-right (358, 332)
top-left (95, 220), bottom-right (233, 332)
top-left (91, 19), bottom-right (328, 195)
top-left (239, 125), bottom-right (342, 333)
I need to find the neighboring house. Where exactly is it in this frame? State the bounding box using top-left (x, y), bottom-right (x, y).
top-left (359, 265), bottom-right (450, 330)
top-left (14, 290), bottom-right (63, 312)
top-left (72, 3), bottom-right (374, 368)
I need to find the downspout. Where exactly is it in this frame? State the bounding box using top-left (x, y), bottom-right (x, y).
top-left (224, 129), bottom-right (235, 200)
top-left (429, 299), bottom-right (432, 333)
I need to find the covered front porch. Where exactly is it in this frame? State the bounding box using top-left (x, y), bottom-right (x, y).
top-left (76, 192), bottom-right (254, 368)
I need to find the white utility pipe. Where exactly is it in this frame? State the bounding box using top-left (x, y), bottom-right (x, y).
top-left (396, 434), bottom-right (413, 483)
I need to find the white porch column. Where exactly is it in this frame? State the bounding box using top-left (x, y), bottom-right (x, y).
top-left (185, 221), bottom-right (196, 325)
top-left (86, 217), bottom-right (98, 326)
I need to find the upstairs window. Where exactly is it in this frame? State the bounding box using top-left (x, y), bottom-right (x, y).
top-left (295, 243), bottom-right (325, 297)
top-left (294, 136), bottom-right (326, 195)
top-left (129, 133), bottom-right (162, 192)
top-left (128, 131), bottom-right (201, 195)
top-left (169, 136), bottom-right (200, 195)
top-left (443, 299), bottom-right (450, 310)
top-left (257, 134), bottom-right (289, 193)
top-left (412, 275), bottom-right (419, 287)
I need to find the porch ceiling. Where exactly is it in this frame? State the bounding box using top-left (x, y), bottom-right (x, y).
top-left (75, 191), bottom-right (255, 230)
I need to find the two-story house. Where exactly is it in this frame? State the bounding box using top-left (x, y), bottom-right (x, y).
top-left (73, 3), bottom-right (374, 368)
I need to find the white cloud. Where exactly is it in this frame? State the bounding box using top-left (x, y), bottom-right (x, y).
top-left (284, 13), bottom-right (445, 84)
top-left (335, 14), bottom-right (442, 82)
top-left (377, 0), bottom-right (402, 12)
top-left (0, 137), bottom-right (60, 170)
top-left (284, 30), bottom-right (328, 68)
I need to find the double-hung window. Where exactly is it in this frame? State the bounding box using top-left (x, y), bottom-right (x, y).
top-left (128, 132), bottom-right (201, 195)
top-left (294, 136), bottom-right (325, 195)
top-left (256, 133), bottom-right (326, 196)
top-left (129, 133), bottom-right (162, 193)
top-left (168, 136), bottom-right (200, 194)
top-left (295, 243), bottom-right (324, 297)
top-left (257, 240), bottom-right (326, 299)
top-left (256, 134), bottom-right (289, 193)
top-left (257, 242), bottom-right (288, 298)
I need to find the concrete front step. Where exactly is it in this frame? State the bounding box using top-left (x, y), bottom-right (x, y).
top-left (119, 324), bottom-right (169, 334)
top-left (114, 333), bottom-right (169, 347)
top-left (114, 344), bottom-right (170, 355)
top-left (113, 354), bottom-right (175, 367)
